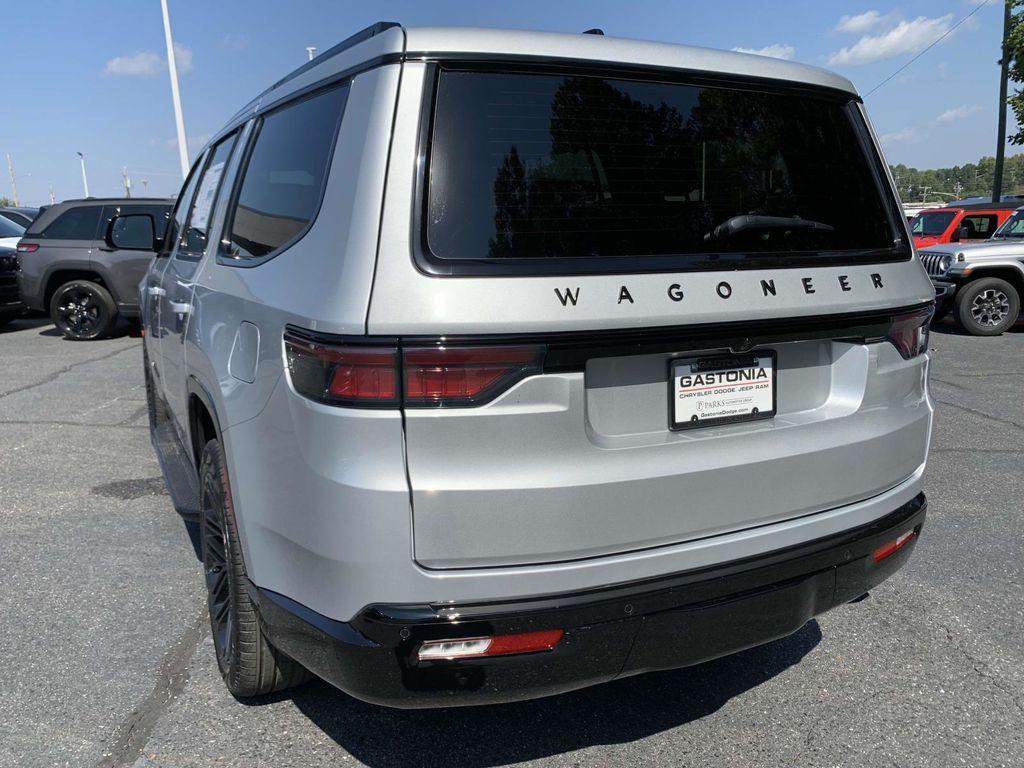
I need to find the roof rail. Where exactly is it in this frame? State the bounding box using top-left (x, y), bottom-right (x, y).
top-left (267, 21), bottom-right (402, 93)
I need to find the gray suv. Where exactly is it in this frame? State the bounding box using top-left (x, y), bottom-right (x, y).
top-left (17, 198), bottom-right (172, 339)
top-left (130, 23), bottom-right (935, 707)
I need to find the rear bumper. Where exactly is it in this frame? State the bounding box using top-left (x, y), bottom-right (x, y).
top-left (253, 492), bottom-right (926, 709)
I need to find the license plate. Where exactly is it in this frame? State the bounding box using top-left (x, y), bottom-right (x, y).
top-left (669, 351), bottom-right (776, 430)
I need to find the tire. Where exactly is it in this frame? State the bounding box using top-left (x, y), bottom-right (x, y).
top-left (954, 277), bottom-right (1021, 336)
top-left (49, 279), bottom-right (118, 340)
top-left (199, 438), bottom-right (310, 698)
top-left (143, 347), bottom-right (170, 431)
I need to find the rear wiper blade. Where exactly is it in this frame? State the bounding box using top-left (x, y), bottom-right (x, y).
top-left (705, 215), bottom-right (835, 242)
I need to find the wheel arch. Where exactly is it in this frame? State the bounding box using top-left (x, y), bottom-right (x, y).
top-left (957, 262), bottom-right (1024, 295)
top-left (187, 376), bottom-right (224, 471)
top-left (44, 264), bottom-right (124, 309)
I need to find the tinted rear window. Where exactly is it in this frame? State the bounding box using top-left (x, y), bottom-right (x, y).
top-left (0, 215), bottom-right (24, 238)
top-left (40, 206), bottom-right (102, 240)
top-left (426, 70), bottom-right (900, 271)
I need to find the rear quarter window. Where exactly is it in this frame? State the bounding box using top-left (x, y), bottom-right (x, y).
top-left (38, 206), bottom-right (103, 241)
top-left (223, 84), bottom-right (349, 263)
top-left (424, 69), bottom-right (904, 274)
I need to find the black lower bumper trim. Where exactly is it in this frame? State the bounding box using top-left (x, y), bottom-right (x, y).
top-left (254, 492), bottom-right (926, 708)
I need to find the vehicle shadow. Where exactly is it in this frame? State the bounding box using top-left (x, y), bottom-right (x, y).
top-left (0, 316), bottom-right (51, 334)
top-left (282, 620), bottom-right (822, 768)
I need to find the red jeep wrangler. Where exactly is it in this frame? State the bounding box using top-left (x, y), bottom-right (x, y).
top-left (910, 202), bottom-right (1017, 248)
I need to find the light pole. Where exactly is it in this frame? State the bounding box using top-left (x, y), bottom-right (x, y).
top-left (306, 46), bottom-right (317, 61)
top-left (77, 152), bottom-right (90, 197)
top-left (160, 0), bottom-right (189, 179)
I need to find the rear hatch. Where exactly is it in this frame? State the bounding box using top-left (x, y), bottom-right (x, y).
top-left (369, 62), bottom-right (934, 569)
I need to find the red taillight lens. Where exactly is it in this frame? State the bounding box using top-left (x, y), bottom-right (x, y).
top-left (284, 332), bottom-right (398, 407)
top-left (416, 629), bottom-right (564, 661)
top-left (886, 307), bottom-right (933, 359)
top-left (872, 529), bottom-right (916, 563)
top-left (16, 242), bottom-right (38, 253)
top-left (284, 331), bottom-right (545, 408)
top-left (404, 344), bottom-right (544, 406)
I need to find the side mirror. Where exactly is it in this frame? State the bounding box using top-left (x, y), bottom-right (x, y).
top-left (951, 226), bottom-right (969, 242)
top-left (106, 213), bottom-right (162, 252)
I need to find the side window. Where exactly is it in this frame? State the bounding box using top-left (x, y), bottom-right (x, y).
top-left (224, 84), bottom-right (348, 262)
top-left (176, 135), bottom-right (238, 259)
top-left (962, 214), bottom-right (997, 238)
top-left (100, 204), bottom-right (172, 250)
top-left (41, 206), bottom-right (103, 240)
top-left (160, 154), bottom-right (208, 258)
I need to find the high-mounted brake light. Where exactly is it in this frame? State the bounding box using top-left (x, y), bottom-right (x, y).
top-left (872, 529), bottom-right (916, 563)
top-left (16, 243), bottom-right (38, 253)
top-left (416, 629), bottom-right (564, 661)
top-left (284, 330), bottom-right (545, 408)
top-left (885, 307), bottom-right (933, 359)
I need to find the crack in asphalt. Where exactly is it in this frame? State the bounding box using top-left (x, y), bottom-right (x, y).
top-left (932, 395), bottom-right (1024, 434)
top-left (0, 343), bottom-right (140, 401)
top-left (942, 626), bottom-right (1024, 718)
top-left (94, 610), bottom-right (208, 768)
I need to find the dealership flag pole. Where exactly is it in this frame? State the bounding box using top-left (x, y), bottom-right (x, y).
top-left (160, 0), bottom-right (189, 180)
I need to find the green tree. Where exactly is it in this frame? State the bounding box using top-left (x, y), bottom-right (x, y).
top-left (1006, 0), bottom-right (1024, 143)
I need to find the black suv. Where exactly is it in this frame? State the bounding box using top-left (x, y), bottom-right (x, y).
top-left (17, 198), bottom-right (172, 339)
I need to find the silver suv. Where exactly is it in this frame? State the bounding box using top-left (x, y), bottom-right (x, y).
top-left (131, 23), bottom-right (935, 707)
top-left (918, 206), bottom-right (1024, 335)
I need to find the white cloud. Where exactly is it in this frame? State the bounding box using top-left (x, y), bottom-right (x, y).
top-left (836, 10), bottom-right (884, 34)
top-left (104, 51), bottom-right (162, 76)
top-left (102, 43), bottom-right (192, 77)
top-left (827, 14), bottom-right (954, 66)
top-left (880, 127), bottom-right (918, 144)
top-left (936, 105), bottom-right (983, 123)
top-left (220, 32), bottom-right (249, 51)
top-left (172, 42), bottom-right (193, 74)
top-left (731, 44), bottom-right (796, 60)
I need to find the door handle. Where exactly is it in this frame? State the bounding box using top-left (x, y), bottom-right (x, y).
top-left (169, 301), bottom-right (191, 315)
top-left (148, 286), bottom-right (166, 297)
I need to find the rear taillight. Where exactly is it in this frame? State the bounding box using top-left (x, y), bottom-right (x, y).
top-left (885, 307), bottom-right (933, 359)
top-left (284, 330), bottom-right (544, 408)
top-left (16, 242), bottom-right (37, 253)
top-left (404, 344), bottom-right (544, 406)
top-left (284, 333), bottom-right (399, 407)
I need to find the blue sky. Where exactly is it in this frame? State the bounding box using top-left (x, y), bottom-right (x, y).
top-left (2, 0), bottom-right (1009, 205)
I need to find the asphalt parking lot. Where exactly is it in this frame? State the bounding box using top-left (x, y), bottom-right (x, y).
top-left (1, 315), bottom-right (1022, 768)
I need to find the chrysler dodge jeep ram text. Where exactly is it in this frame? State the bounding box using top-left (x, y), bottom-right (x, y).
top-left (128, 23), bottom-right (934, 707)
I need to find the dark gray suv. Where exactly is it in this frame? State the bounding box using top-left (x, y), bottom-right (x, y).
top-left (17, 197), bottom-right (172, 339)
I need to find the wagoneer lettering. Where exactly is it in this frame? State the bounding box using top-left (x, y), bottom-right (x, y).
top-left (140, 22), bottom-right (933, 708)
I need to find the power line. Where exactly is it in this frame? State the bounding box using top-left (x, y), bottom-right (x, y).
top-left (864, 0), bottom-right (993, 97)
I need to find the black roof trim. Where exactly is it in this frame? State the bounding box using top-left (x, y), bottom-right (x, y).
top-left (266, 22), bottom-right (402, 95)
top-left (56, 197), bottom-right (174, 205)
top-left (926, 201), bottom-right (1024, 212)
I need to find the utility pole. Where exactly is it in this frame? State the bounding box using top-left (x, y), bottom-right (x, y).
top-left (306, 46), bottom-right (317, 61)
top-left (5, 154), bottom-right (18, 206)
top-left (160, 0), bottom-right (189, 179)
top-left (993, 0), bottom-right (1012, 203)
top-left (77, 152), bottom-right (90, 197)
top-left (122, 167), bottom-right (132, 198)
